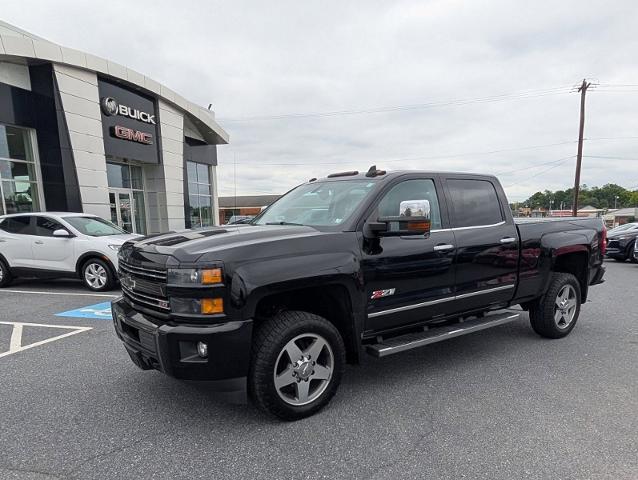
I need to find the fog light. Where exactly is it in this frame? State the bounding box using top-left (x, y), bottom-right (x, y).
top-left (197, 341), bottom-right (208, 358)
top-left (201, 298), bottom-right (224, 314)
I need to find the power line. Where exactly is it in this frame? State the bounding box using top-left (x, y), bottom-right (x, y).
top-left (582, 155), bottom-right (638, 161)
top-left (503, 157), bottom-right (574, 188)
top-left (228, 140), bottom-right (578, 167)
top-left (494, 155), bottom-right (575, 176)
top-left (219, 86), bottom-right (572, 123)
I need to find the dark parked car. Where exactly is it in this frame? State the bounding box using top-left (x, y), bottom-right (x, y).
top-left (112, 167), bottom-right (606, 420)
top-left (606, 222), bottom-right (638, 262)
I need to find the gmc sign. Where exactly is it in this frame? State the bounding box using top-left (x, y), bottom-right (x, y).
top-left (112, 125), bottom-right (153, 145)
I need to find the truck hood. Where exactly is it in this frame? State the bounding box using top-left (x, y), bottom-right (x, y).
top-left (126, 225), bottom-right (328, 262)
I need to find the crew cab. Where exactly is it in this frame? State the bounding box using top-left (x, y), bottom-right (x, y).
top-left (112, 167), bottom-right (606, 420)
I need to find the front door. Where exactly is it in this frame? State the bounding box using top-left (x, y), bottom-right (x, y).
top-left (109, 190), bottom-right (135, 233)
top-left (361, 177), bottom-right (457, 333)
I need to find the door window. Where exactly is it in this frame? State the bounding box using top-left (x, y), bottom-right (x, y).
top-left (0, 215), bottom-right (33, 234)
top-left (377, 179), bottom-right (442, 230)
top-left (34, 217), bottom-right (66, 237)
top-left (446, 179), bottom-right (503, 228)
top-left (187, 161), bottom-right (214, 228)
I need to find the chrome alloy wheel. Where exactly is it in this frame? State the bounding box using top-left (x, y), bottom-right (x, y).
top-left (84, 263), bottom-right (107, 289)
top-left (0, 266), bottom-right (3, 281)
top-left (554, 284), bottom-right (577, 329)
top-left (273, 333), bottom-right (334, 406)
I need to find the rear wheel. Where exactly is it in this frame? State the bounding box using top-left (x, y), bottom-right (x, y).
top-left (248, 310), bottom-right (345, 420)
top-left (0, 259), bottom-right (12, 287)
top-left (529, 273), bottom-right (581, 339)
top-left (81, 258), bottom-right (115, 291)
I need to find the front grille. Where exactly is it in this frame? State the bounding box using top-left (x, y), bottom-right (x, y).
top-left (607, 240), bottom-right (620, 249)
top-left (122, 284), bottom-right (170, 312)
top-left (119, 260), bottom-right (167, 281)
top-left (119, 259), bottom-right (169, 313)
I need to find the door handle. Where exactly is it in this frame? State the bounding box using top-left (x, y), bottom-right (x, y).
top-left (34, 240), bottom-right (44, 245)
top-left (433, 244), bottom-right (455, 252)
top-left (500, 237), bottom-right (517, 244)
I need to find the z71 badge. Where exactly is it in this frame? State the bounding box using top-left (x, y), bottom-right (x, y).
top-left (371, 288), bottom-right (396, 300)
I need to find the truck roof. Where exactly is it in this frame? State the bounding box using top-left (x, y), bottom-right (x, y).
top-left (313, 168), bottom-right (499, 183)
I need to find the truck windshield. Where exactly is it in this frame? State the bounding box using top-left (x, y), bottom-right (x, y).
top-left (253, 180), bottom-right (376, 227)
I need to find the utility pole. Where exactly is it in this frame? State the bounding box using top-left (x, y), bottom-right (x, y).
top-left (572, 78), bottom-right (591, 217)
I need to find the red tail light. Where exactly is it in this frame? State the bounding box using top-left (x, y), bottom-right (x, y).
top-left (601, 226), bottom-right (607, 256)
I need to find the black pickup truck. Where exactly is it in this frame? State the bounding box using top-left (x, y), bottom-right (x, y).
top-left (112, 167), bottom-right (606, 420)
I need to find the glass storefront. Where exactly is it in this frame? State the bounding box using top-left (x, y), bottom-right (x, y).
top-left (106, 162), bottom-right (147, 234)
top-left (0, 124), bottom-right (42, 214)
top-left (187, 161), bottom-right (213, 228)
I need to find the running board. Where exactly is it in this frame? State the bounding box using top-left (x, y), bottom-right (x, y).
top-left (366, 311), bottom-right (521, 358)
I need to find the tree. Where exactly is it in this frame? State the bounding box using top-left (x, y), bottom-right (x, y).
top-left (521, 184), bottom-right (636, 210)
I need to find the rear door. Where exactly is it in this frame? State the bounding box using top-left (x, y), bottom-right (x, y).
top-left (443, 176), bottom-right (519, 311)
top-left (0, 215), bottom-right (35, 268)
top-left (32, 216), bottom-right (76, 272)
top-left (361, 176), bottom-right (457, 332)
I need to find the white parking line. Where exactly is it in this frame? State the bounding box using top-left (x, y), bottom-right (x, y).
top-left (0, 289), bottom-right (119, 298)
top-left (0, 321), bottom-right (93, 359)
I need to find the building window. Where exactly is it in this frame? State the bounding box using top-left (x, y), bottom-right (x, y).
top-left (0, 124), bottom-right (42, 214)
top-left (187, 161), bottom-right (213, 228)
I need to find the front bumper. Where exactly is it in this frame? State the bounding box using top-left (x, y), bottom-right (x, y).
top-left (605, 248), bottom-right (625, 258)
top-left (112, 297), bottom-right (252, 390)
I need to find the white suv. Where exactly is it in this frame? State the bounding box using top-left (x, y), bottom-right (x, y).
top-left (0, 212), bottom-right (140, 291)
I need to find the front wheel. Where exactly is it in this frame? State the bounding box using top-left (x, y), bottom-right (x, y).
top-left (248, 311), bottom-right (345, 420)
top-left (82, 258), bottom-right (115, 291)
top-left (529, 273), bottom-right (581, 339)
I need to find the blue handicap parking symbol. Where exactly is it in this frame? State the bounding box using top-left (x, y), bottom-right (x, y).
top-left (56, 301), bottom-right (113, 320)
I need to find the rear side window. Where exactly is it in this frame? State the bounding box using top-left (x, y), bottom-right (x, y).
top-left (0, 216), bottom-right (33, 234)
top-left (447, 179), bottom-right (503, 228)
top-left (34, 217), bottom-right (66, 237)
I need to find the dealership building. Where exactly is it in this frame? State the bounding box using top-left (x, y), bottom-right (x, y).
top-left (0, 21), bottom-right (228, 234)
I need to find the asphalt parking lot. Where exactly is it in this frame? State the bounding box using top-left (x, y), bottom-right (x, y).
top-left (0, 261), bottom-right (637, 480)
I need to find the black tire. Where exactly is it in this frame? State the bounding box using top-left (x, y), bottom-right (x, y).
top-left (529, 273), bottom-right (581, 339)
top-left (81, 258), bottom-right (115, 292)
top-left (629, 242), bottom-right (637, 263)
top-left (248, 310), bottom-right (345, 421)
top-left (0, 259), bottom-right (12, 287)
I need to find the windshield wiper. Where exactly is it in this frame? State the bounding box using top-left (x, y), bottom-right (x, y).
top-left (264, 221), bottom-right (304, 226)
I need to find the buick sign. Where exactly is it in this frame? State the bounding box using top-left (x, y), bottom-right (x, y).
top-left (100, 96), bottom-right (156, 124)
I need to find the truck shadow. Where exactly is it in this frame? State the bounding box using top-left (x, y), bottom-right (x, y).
top-left (162, 317), bottom-right (540, 423)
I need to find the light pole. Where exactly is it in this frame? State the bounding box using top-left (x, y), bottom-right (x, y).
top-left (614, 195), bottom-right (619, 209)
top-left (549, 199), bottom-right (554, 216)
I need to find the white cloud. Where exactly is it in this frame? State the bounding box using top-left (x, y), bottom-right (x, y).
top-left (3, 0), bottom-right (638, 201)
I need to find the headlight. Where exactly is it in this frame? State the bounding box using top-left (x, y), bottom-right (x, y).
top-left (170, 297), bottom-right (224, 315)
top-left (167, 268), bottom-right (223, 285)
top-left (108, 244), bottom-right (121, 251)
